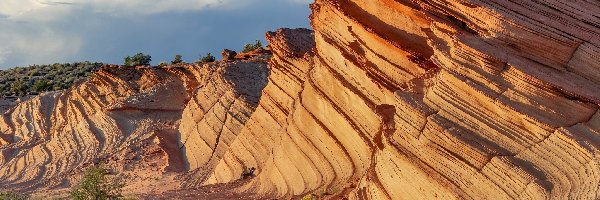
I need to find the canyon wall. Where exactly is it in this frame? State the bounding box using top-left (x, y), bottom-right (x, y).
top-left (0, 0), bottom-right (599, 199)
top-left (219, 0), bottom-right (599, 199)
top-left (0, 59), bottom-right (270, 194)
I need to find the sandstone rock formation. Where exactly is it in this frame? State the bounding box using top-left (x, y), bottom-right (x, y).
top-left (0, 57), bottom-right (270, 195)
top-left (189, 0), bottom-right (599, 199)
top-left (1, 0), bottom-right (600, 199)
top-left (222, 49), bottom-right (238, 61)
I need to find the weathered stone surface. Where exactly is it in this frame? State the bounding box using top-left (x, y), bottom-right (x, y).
top-left (0, 59), bottom-right (269, 196)
top-left (205, 0), bottom-right (599, 199)
top-left (221, 49), bottom-right (238, 61)
top-left (1, 0), bottom-right (599, 199)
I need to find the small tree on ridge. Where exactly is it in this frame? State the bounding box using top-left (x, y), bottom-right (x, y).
top-left (242, 40), bottom-right (263, 53)
top-left (197, 53), bottom-right (216, 64)
top-left (124, 53), bottom-right (151, 66)
top-left (171, 54), bottom-right (183, 64)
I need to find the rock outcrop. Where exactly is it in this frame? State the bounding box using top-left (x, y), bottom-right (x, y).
top-left (0, 57), bottom-right (270, 195)
top-left (1, 0), bottom-right (599, 199)
top-left (195, 0), bottom-right (599, 199)
top-left (222, 49), bottom-right (238, 61)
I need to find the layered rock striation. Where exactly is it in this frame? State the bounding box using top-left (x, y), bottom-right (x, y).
top-left (214, 0), bottom-right (599, 199)
top-left (0, 58), bottom-right (270, 194)
top-left (1, 0), bottom-right (599, 199)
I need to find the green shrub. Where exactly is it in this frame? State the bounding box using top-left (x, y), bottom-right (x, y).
top-left (10, 80), bottom-right (28, 97)
top-left (0, 191), bottom-right (28, 200)
top-left (197, 53), bottom-right (216, 63)
top-left (301, 194), bottom-right (317, 200)
top-left (0, 62), bottom-right (102, 96)
top-left (124, 53), bottom-right (151, 67)
top-left (71, 164), bottom-right (124, 200)
top-left (171, 55), bottom-right (183, 64)
top-left (33, 79), bottom-right (51, 92)
top-left (242, 40), bottom-right (263, 53)
top-left (158, 61), bottom-right (168, 67)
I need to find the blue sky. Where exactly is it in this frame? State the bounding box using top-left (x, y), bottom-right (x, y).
top-left (0, 0), bottom-right (312, 69)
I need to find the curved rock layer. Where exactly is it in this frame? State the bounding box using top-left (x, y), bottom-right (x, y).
top-left (0, 0), bottom-right (599, 199)
top-left (0, 59), bottom-right (269, 193)
top-left (208, 0), bottom-right (599, 199)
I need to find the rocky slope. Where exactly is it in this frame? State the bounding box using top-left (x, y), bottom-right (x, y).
top-left (194, 0), bottom-right (599, 199)
top-left (0, 57), bottom-right (270, 195)
top-left (1, 0), bottom-right (600, 199)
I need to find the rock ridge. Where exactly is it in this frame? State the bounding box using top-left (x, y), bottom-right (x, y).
top-left (0, 0), bottom-right (599, 199)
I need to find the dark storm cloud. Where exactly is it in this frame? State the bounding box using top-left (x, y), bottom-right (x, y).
top-left (0, 0), bottom-right (311, 68)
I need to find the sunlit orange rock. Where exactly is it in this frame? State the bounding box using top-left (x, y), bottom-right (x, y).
top-left (1, 0), bottom-right (598, 199)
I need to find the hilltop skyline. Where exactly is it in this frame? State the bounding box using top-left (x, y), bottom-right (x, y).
top-left (0, 0), bottom-right (311, 68)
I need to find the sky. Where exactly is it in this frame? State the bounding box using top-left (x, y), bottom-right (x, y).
top-left (0, 0), bottom-right (312, 69)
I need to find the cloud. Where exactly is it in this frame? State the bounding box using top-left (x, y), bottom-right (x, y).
top-left (81, 0), bottom-right (232, 16)
top-left (39, 1), bottom-right (75, 6)
top-left (0, 49), bottom-right (10, 64)
top-left (0, 1), bottom-right (45, 18)
top-left (0, 19), bottom-right (83, 67)
top-left (0, 0), bottom-right (234, 67)
top-left (0, 0), bottom-right (312, 68)
top-left (0, 0), bottom-right (234, 20)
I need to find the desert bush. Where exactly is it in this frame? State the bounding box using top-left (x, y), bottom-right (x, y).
top-left (241, 167), bottom-right (256, 179)
top-left (158, 61), bottom-right (169, 67)
top-left (33, 79), bottom-right (51, 92)
top-left (0, 191), bottom-right (28, 200)
top-left (242, 40), bottom-right (263, 53)
top-left (124, 53), bottom-right (151, 67)
top-left (301, 194), bottom-right (317, 200)
top-left (71, 164), bottom-right (124, 200)
top-left (197, 53), bottom-right (216, 63)
top-left (0, 62), bottom-right (102, 97)
top-left (10, 80), bottom-right (28, 97)
top-left (171, 55), bottom-right (183, 64)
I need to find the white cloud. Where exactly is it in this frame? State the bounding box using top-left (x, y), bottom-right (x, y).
top-left (0, 0), bottom-right (312, 67)
top-left (0, 0), bottom-right (231, 67)
top-left (0, 1), bottom-right (45, 18)
top-left (0, 21), bottom-right (83, 66)
top-left (0, 0), bottom-right (232, 20)
top-left (0, 49), bottom-right (10, 65)
top-left (81, 0), bottom-right (232, 16)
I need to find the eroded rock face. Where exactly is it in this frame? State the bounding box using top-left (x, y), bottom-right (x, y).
top-left (222, 49), bottom-right (238, 61)
top-left (1, 0), bottom-right (599, 199)
top-left (0, 59), bottom-right (269, 194)
top-left (197, 0), bottom-right (599, 199)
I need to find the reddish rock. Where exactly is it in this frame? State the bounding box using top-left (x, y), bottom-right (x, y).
top-left (221, 49), bottom-right (237, 61)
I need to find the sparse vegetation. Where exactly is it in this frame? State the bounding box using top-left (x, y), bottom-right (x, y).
top-left (0, 40), bottom-right (268, 98)
top-left (242, 40), bottom-right (263, 53)
top-left (197, 53), bottom-right (216, 64)
top-left (0, 191), bottom-right (28, 200)
top-left (71, 164), bottom-right (124, 200)
top-left (241, 167), bottom-right (256, 179)
top-left (158, 61), bottom-right (168, 67)
top-left (171, 54), bottom-right (183, 64)
top-left (299, 187), bottom-right (338, 200)
top-left (301, 194), bottom-right (317, 200)
top-left (0, 62), bottom-right (103, 97)
top-left (124, 53), bottom-right (151, 67)
top-left (320, 187), bottom-right (338, 196)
